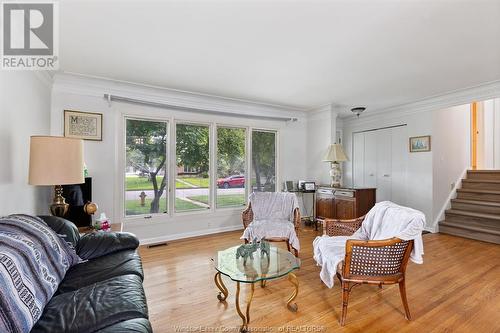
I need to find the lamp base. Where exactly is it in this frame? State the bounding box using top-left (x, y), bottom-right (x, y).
top-left (329, 162), bottom-right (342, 188)
top-left (50, 185), bottom-right (69, 217)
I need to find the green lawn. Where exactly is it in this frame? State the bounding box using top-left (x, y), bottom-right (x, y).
top-left (126, 176), bottom-right (161, 190)
top-left (125, 175), bottom-right (209, 190)
top-left (175, 199), bottom-right (205, 211)
top-left (177, 176), bottom-right (209, 188)
top-left (187, 194), bottom-right (246, 208)
top-left (125, 198), bottom-right (202, 215)
top-left (125, 198), bottom-right (167, 215)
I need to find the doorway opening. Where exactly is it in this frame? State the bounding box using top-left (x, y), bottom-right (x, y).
top-left (471, 101), bottom-right (478, 170)
top-left (470, 98), bottom-right (500, 170)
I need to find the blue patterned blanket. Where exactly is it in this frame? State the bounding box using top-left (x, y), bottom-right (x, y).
top-left (0, 214), bottom-right (81, 333)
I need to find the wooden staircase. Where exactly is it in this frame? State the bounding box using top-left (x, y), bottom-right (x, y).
top-left (439, 170), bottom-right (500, 244)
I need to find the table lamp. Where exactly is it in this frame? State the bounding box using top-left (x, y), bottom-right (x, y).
top-left (323, 143), bottom-right (348, 187)
top-left (29, 136), bottom-right (84, 217)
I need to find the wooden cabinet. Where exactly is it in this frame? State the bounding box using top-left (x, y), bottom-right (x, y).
top-left (316, 187), bottom-right (376, 220)
top-left (316, 196), bottom-right (335, 220)
top-left (335, 198), bottom-right (355, 219)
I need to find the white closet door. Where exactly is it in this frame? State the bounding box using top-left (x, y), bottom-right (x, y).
top-left (391, 126), bottom-right (408, 205)
top-left (364, 131), bottom-right (378, 188)
top-left (375, 128), bottom-right (392, 202)
top-left (353, 132), bottom-right (365, 188)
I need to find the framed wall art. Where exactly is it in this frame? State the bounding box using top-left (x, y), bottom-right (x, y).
top-left (409, 135), bottom-right (431, 152)
top-left (64, 110), bottom-right (103, 141)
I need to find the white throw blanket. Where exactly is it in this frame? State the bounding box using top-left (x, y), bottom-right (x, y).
top-left (313, 201), bottom-right (425, 288)
top-left (241, 192), bottom-right (300, 251)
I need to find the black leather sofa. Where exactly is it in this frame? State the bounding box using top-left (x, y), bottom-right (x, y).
top-left (31, 216), bottom-right (152, 333)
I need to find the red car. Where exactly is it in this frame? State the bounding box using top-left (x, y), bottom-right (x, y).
top-left (217, 175), bottom-right (245, 189)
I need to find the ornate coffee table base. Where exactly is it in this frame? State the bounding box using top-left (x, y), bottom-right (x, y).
top-left (286, 272), bottom-right (299, 312)
top-left (235, 281), bottom-right (254, 333)
top-left (214, 272), bottom-right (299, 333)
top-left (214, 272), bottom-right (228, 301)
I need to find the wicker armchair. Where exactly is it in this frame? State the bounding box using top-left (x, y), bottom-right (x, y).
top-left (323, 217), bottom-right (414, 325)
top-left (242, 202), bottom-right (301, 257)
top-left (322, 216), bottom-right (365, 236)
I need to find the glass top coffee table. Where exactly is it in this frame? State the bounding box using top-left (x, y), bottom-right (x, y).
top-left (213, 244), bottom-right (300, 333)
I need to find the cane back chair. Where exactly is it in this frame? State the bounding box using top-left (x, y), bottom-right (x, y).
top-left (323, 218), bottom-right (414, 326)
top-left (242, 202), bottom-right (301, 257)
top-left (322, 216), bottom-right (365, 236)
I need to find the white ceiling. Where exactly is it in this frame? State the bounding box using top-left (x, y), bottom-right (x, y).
top-left (59, 0), bottom-right (500, 115)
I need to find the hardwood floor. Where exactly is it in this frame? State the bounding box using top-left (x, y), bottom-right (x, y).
top-left (139, 225), bottom-right (500, 332)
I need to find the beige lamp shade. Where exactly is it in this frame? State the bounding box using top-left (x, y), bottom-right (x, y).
top-left (323, 143), bottom-right (349, 162)
top-left (29, 136), bottom-right (84, 185)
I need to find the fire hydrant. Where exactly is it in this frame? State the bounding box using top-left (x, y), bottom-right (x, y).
top-left (139, 191), bottom-right (147, 207)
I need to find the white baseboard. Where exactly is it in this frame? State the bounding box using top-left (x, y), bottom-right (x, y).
top-left (139, 224), bottom-right (244, 246)
top-left (424, 226), bottom-right (438, 233)
top-left (431, 168), bottom-right (468, 233)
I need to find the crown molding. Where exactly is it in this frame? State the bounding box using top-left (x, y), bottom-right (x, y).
top-left (52, 72), bottom-right (308, 120)
top-left (343, 80), bottom-right (500, 127)
top-left (33, 71), bottom-right (53, 88)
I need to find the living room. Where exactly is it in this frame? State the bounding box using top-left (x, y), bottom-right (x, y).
top-left (1, 1), bottom-right (500, 332)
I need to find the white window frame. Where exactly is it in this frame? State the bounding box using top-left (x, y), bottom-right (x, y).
top-left (120, 114), bottom-right (171, 222)
top-left (215, 124), bottom-right (249, 210)
top-left (118, 112), bottom-right (281, 225)
top-left (173, 120), bottom-right (214, 215)
top-left (250, 128), bottom-right (279, 193)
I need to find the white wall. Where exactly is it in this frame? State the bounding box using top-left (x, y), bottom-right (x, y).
top-left (342, 103), bottom-right (471, 232)
top-left (50, 74), bottom-right (307, 243)
top-left (0, 72), bottom-right (51, 215)
top-left (482, 98), bottom-right (500, 169)
top-left (343, 111), bottom-right (434, 228)
top-left (306, 105), bottom-right (339, 184)
top-left (432, 104), bottom-right (470, 227)
top-left (306, 107), bottom-right (332, 185)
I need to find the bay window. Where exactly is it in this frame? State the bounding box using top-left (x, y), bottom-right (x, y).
top-left (251, 130), bottom-right (277, 192)
top-left (216, 126), bottom-right (246, 208)
top-left (175, 123), bottom-right (211, 212)
top-left (123, 116), bottom-right (277, 219)
top-left (125, 118), bottom-right (168, 216)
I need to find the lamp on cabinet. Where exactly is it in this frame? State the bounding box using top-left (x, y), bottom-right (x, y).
top-left (323, 143), bottom-right (348, 187)
top-left (29, 136), bottom-right (85, 217)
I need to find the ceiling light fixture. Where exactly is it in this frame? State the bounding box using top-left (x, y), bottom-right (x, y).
top-left (351, 107), bottom-right (366, 117)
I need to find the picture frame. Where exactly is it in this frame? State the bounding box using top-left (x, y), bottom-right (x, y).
top-left (303, 182), bottom-right (316, 192)
top-left (64, 110), bottom-right (103, 141)
top-left (409, 135), bottom-right (431, 152)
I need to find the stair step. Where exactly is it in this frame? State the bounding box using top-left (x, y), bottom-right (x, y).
top-left (467, 170), bottom-right (500, 180)
top-left (445, 209), bottom-right (500, 228)
top-left (462, 179), bottom-right (500, 191)
top-left (439, 220), bottom-right (500, 244)
top-left (456, 188), bottom-right (500, 202)
top-left (451, 199), bottom-right (500, 214)
top-left (445, 208), bottom-right (500, 219)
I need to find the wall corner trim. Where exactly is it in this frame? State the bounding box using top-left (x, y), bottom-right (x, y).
top-left (138, 224), bottom-right (244, 245)
top-left (432, 168), bottom-right (468, 232)
top-left (342, 80), bottom-right (500, 127)
top-left (52, 72), bottom-right (307, 119)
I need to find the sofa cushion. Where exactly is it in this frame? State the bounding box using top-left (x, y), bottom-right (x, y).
top-left (96, 318), bottom-right (152, 333)
top-left (0, 214), bottom-right (81, 333)
top-left (57, 250), bottom-right (144, 294)
top-left (38, 215), bottom-right (80, 248)
top-left (77, 232), bottom-right (139, 260)
top-left (31, 274), bottom-right (148, 333)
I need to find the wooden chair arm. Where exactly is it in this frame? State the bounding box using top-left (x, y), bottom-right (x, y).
top-left (242, 203), bottom-right (253, 229)
top-left (323, 216), bottom-right (365, 236)
top-left (343, 237), bottom-right (413, 279)
top-left (293, 208), bottom-right (301, 232)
